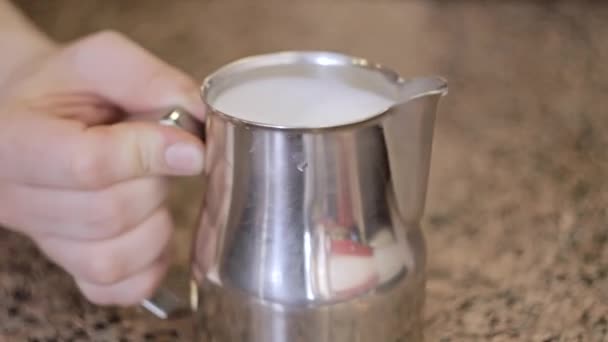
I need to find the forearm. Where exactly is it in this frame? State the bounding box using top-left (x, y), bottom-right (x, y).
top-left (0, 0), bottom-right (55, 88)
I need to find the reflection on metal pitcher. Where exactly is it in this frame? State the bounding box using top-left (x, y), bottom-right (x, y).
top-left (150, 51), bottom-right (447, 342)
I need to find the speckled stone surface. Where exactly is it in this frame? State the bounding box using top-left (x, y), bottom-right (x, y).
top-left (1, 1), bottom-right (607, 341)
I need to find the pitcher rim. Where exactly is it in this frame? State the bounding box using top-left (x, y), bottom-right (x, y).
top-left (200, 50), bottom-right (447, 132)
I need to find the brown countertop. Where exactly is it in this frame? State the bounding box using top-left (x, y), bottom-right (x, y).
top-left (1, 1), bottom-right (607, 341)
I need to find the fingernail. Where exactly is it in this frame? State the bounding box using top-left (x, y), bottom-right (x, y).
top-left (165, 143), bottom-right (204, 174)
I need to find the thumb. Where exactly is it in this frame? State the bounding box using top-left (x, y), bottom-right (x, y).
top-left (46, 30), bottom-right (206, 120)
top-left (66, 121), bottom-right (205, 189)
top-left (0, 31), bottom-right (207, 188)
top-left (0, 109), bottom-right (204, 189)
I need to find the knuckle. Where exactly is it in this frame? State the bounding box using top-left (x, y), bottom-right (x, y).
top-left (89, 29), bottom-right (130, 46)
top-left (71, 150), bottom-right (106, 189)
top-left (109, 123), bottom-right (153, 178)
top-left (86, 250), bottom-right (125, 285)
top-left (70, 129), bottom-right (115, 189)
top-left (171, 72), bottom-right (198, 94)
top-left (132, 132), bottom-right (152, 176)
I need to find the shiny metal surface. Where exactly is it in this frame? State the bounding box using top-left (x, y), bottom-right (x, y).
top-left (186, 51), bottom-right (447, 341)
top-left (142, 51), bottom-right (446, 340)
top-left (141, 286), bottom-right (189, 320)
top-left (159, 108), bottom-right (205, 138)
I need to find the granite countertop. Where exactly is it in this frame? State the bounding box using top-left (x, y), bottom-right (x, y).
top-left (1, 1), bottom-right (607, 341)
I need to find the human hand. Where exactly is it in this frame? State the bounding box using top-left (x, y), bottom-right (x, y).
top-left (0, 31), bottom-right (205, 306)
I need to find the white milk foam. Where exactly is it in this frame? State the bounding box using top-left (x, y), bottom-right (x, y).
top-left (211, 76), bottom-right (395, 128)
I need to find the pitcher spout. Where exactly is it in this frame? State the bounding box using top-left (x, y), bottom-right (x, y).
top-left (397, 76), bottom-right (448, 103)
top-left (381, 75), bottom-right (447, 225)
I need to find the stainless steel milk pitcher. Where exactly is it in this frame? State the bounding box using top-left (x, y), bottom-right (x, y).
top-left (146, 51), bottom-right (447, 342)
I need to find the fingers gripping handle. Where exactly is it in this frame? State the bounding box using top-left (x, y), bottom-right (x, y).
top-left (141, 108), bottom-right (204, 320)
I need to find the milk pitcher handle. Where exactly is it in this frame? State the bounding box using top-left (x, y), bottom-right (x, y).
top-left (139, 108), bottom-right (205, 320)
top-left (158, 107), bottom-right (206, 140)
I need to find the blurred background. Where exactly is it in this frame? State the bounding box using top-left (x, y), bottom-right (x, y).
top-left (1, 1), bottom-right (607, 340)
